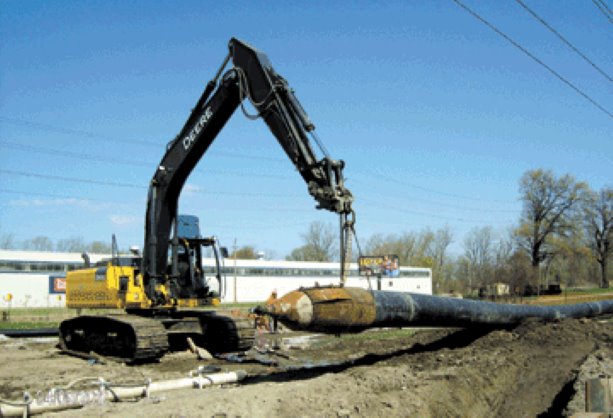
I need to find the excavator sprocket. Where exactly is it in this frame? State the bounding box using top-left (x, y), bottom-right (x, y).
top-left (59, 315), bottom-right (169, 363)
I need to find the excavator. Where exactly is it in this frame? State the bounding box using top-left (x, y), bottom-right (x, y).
top-left (58, 38), bottom-right (355, 362)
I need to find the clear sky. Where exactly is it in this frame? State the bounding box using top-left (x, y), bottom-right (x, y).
top-left (0, 0), bottom-right (611, 259)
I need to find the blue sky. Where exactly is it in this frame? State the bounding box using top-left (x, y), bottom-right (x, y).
top-left (0, 0), bottom-right (611, 258)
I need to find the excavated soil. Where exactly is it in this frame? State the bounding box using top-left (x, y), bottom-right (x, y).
top-left (0, 317), bottom-right (612, 417)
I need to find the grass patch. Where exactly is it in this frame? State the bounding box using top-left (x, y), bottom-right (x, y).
top-left (218, 302), bottom-right (260, 309)
top-left (312, 328), bottom-right (415, 349)
top-left (0, 321), bottom-right (59, 330)
top-left (338, 328), bottom-right (415, 341)
top-left (565, 287), bottom-right (613, 295)
top-left (2, 307), bottom-right (71, 317)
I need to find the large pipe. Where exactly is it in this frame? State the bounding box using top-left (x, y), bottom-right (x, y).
top-left (259, 287), bottom-right (613, 333)
top-left (0, 370), bottom-right (246, 417)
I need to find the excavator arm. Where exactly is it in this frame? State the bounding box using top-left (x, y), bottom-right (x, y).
top-left (143, 38), bottom-right (354, 304)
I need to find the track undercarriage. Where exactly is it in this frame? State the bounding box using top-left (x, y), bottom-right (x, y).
top-left (59, 310), bottom-right (255, 363)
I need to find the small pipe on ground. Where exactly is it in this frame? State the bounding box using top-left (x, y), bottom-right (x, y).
top-left (0, 370), bottom-right (246, 417)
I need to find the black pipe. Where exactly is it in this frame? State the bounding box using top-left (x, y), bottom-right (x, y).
top-left (0, 328), bottom-right (58, 338)
top-left (263, 287), bottom-right (613, 333)
top-left (373, 291), bottom-right (613, 328)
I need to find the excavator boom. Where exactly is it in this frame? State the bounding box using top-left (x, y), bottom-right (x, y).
top-left (143, 38), bottom-right (354, 302)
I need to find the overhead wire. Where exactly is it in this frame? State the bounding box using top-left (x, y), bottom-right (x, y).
top-left (354, 170), bottom-right (515, 204)
top-left (356, 184), bottom-right (519, 213)
top-left (1, 115), bottom-right (520, 207)
top-left (0, 117), bottom-right (285, 162)
top-left (358, 196), bottom-right (512, 224)
top-left (0, 116), bottom-right (158, 147)
top-left (0, 168), bottom-right (145, 189)
top-left (514, 0), bottom-right (612, 82)
top-left (0, 174), bottom-right (304, 198)
top-left (0, 172), bottom-right (509, 225)
top-left (0, 139), bottom-right (521, 213)
top-left (451, 0), bottom-right (612, 118)
top-left (591, 0), bottom-right (613, 22)
top-left (0, 140), bottom-right (290, 180)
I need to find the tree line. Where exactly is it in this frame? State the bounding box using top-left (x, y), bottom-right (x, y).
top-left (283, 169), bottom-right (612, 293)
top-left (0, 234), bottom-right (114, 254)
top-left (2, 168), bottom-right (610, 293)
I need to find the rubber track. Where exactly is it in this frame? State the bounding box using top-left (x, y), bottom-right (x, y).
top-left (59, 315), bottom-right (169, 363)
top-left (199, 314), bottom-right (256, 353)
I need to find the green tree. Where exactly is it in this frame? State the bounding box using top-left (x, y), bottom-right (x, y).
top-left (230, 245), bottom-right (259, 260)
top-left (286, 222), bottom-right (337, 262)
top-left (516, 169), bottom-right (586, 289)
top-left (88, 240), bottom-right (113, 253)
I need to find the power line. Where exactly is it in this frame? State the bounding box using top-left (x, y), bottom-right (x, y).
top-left (515, 0), bottom-right (611, 82)
top-left (1, 136), bottom-right (519, 207)
top-left (0, 188), bottom-right (316, 213)
top-left (0, 139), bottom-right (290, 180)
top-left (0, 177), bottom-right (510, 225)
top-left (451, 0), bottom-right (612, 118)
top-left (0, 140), bottom-right (152, 167)
top-left (0, 116), bottom-right (159, 147)
top-left (0, 115), bottom-right (540, 208)
top-left (0, 140), bottom-right (515, 212)
top-left (0, 169), bottom-right (145, 189)
top-left (592, 0), bottom-right (613, 22)
top-left (354, 171), bottom-right (516, 204)
top-left (0, 173), bottom-right (303, 198)
top-left (0, 116), bottom-right (286, 162)
top-left (359, 197), bottom-right (511, 224)
top-left (360, 185), bottom-right (519, 213)
top-left (0, 188), bottom-right (125, 204)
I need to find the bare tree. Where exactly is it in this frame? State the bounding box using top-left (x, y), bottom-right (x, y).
top-left (464, 226), bottom-right (494, 291)
top-left (430, 226), bottom-right (453, 273)
top-left (0, 232), bottom-right (17, 249)
top-left (286, 222), bottom-right (337, 262)
top-left (55, 237), bottom-right (86, 252)
top-left (583, 187), bottom-right (613, 288)
top-left (23, 236), bottom-right (54, 251)
top-left (516, 169), bottom-right (586, 287)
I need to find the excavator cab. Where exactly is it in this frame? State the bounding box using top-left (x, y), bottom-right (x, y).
top-left (167, 215), bottom-right (225, 305)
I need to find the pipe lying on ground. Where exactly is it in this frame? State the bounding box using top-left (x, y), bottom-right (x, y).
top-left (259, 286), bottom-right (613, 333)
top-left (0, 370), bottom-right (246, 417)
top-left (0, 328), bottom-right (58, 338)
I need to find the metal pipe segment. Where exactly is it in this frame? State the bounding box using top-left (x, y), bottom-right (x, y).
top-left (260, 287), bottom-right (613, 333)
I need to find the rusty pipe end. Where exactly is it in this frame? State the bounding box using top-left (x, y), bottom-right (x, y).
top-left (264, 289), bottom-right (314, 330)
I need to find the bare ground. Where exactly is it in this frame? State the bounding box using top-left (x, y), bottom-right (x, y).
top-left (0, 317), bottom-right (612, 417)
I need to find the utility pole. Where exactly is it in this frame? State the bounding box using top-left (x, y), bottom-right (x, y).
top-left (233, 239), bottom-right (237, 303)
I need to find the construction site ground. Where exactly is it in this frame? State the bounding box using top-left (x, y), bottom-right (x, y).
top-left (1, 316), bottom-right (612, 417)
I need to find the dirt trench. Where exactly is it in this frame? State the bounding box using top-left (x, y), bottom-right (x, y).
top-left (0, 318), bottom-right (611, 417)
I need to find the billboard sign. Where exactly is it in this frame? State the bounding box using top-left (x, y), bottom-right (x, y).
top-left (358, 255), bottom-right (399, 277)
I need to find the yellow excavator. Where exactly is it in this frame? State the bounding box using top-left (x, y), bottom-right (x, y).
top-left (59, 38), bottom-right (355, 362)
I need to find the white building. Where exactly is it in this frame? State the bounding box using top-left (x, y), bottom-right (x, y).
top-left (0, 249), bottom-right (432, 307)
